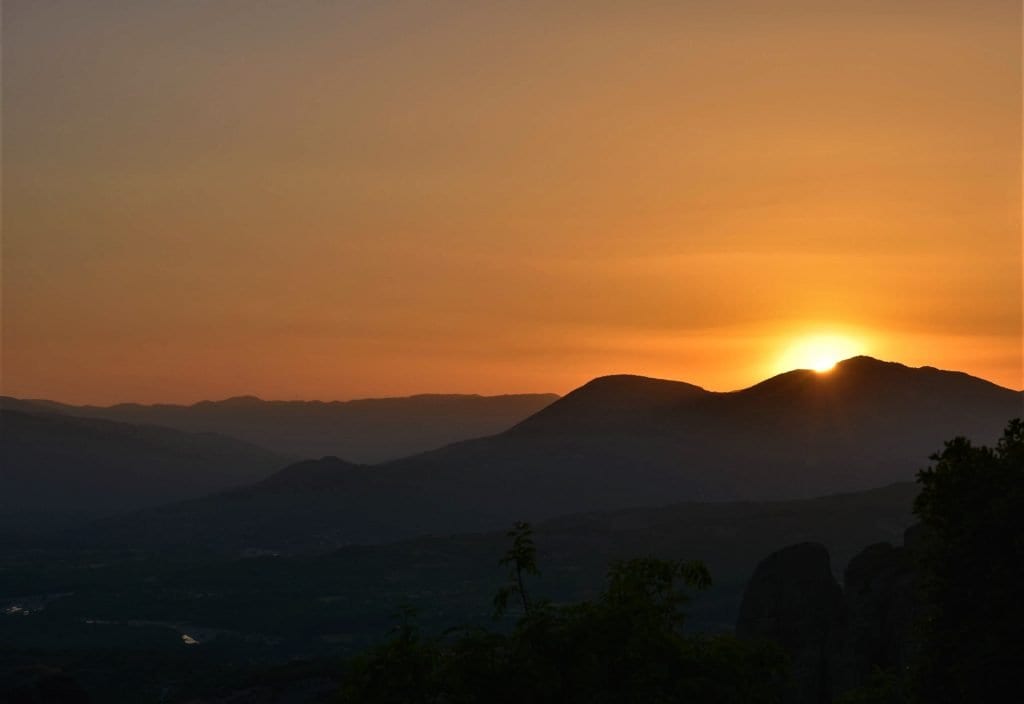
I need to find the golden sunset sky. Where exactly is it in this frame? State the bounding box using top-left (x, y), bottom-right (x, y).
top-left (2, 0), bottom-right (1021, 403)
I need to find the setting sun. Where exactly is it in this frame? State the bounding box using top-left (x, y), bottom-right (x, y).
top-left (775, 334), bottom-right (867, 374)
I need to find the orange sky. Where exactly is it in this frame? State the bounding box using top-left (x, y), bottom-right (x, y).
top-left (2, 0), bottom-right (1021, 404)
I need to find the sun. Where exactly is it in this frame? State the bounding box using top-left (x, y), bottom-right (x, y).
top-left (775, 334), bottom-right (866, 374)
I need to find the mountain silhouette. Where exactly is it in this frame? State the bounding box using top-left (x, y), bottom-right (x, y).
top-left (379, 356), bottom-right (1020, 509)
top-left (9, 393), bottom-right (558, 464)
top-left (0, 409), bottom-right (291, 532)
top-left (510, 374), bottom-right (706, 433)
top-left (75, 357), bottom-right (1021, 551)
top-left (258, 455), bottom-right (364, 490)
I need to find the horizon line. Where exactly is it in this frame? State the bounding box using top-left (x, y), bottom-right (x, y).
top-left (4, 355), bottom-right (1021, 408)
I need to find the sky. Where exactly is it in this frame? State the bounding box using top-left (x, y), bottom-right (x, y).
top-left (2, 0), bottom-right (1021, 404)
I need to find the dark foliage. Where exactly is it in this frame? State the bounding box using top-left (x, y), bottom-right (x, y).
top-left (339, 525), bottom-right (787, 703)
top-left (833, 667), bottom-right (908, 704)
top-left (911, 418), bottom-right (1024, 703)
top-left (4, 668), bottom-right (91, 704)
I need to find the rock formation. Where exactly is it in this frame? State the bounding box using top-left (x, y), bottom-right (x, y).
top-left (737, 527), bottom-right (922, 703)
top-left (736, 542), bottom-right (844, 704)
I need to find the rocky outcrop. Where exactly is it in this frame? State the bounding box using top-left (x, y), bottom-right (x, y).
top-left (831, 538), bottom-right (917, 698)
top-left (738, 528), bottom-right (922, 703)
top-left (736, 542), bottom-right (844, 704)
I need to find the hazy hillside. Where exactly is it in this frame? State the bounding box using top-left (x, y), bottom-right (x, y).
top-left (0, 409), bottom-right (291, 531)
top-left (10, 393), bottom-right (559, 464)
top-left (78, 357), bottom-right (1020, 552)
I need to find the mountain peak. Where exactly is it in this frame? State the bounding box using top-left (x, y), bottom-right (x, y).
top-left (198, 395), bottom-right (265, 407)
top-left (259, 456), bottom-right (363, 489)
top-left (578, 373), bottom-right (705, 393)
top-left (510, 374), bottom-right (707, 434)
top-left (832, 355), bottom-right (906, 373)
top-left (733, 355), bottom-right (1019, 409)
top-left (829, 356), bottom-right (1015, 391)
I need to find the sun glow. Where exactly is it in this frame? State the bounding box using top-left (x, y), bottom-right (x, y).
top-left (775, 334), bottom-right (866, 374)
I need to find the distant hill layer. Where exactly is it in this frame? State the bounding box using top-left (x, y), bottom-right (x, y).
top-left (0, 410), bottom-right (290, 531)
top-left (80, 357), bottom-right (1021, 551)
top-left (8, 393), bottom-right (559, 463)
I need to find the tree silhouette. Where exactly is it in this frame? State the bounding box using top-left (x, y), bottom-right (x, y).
top-left (340, 522), bottom-right (787, 703)
top-left (493, 521), bottom-right (539, 618)
top-left (912, 418), bottom-right (1023, 703)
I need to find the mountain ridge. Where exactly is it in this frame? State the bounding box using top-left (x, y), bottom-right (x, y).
top-left (72, 357), bottom-right (1021, 552)
top-left (0, 409), bottom-right (292, 532)
top-left (3, 392), bottom-right (560, 464)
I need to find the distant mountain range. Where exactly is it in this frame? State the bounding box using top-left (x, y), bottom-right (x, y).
top-left (0, 409), bottom-right (290, 532)
top-left (6, 393), bottom-right (559, 463)
top-left (75, 357), bottom-right (1022, 551)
